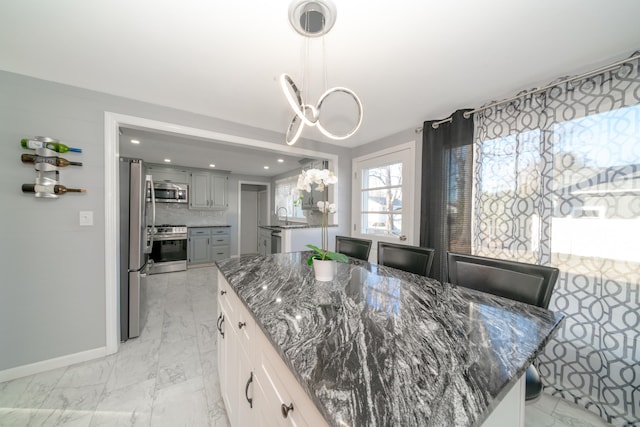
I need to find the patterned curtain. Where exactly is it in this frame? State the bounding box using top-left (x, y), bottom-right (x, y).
top-left (472, 54), bottom-right (640, 426)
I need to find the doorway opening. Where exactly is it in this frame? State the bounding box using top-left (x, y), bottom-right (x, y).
top-left (239, 182), bottom-right (270, 255)
top-left (105, 112), bottom-right (339, 354)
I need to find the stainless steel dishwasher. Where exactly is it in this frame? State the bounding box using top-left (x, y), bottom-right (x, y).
top-left (271, 230), bottom-right (282, 254)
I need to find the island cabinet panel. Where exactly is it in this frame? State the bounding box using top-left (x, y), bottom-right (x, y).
top-left (217, 297), bottom-right (230, 418)
top-left (218, 279), bottom-right (239, 424)
top-left (253, 329), bottom-right (327, 427)
top-left (236, 346), bottom-right (254, 427)
top-left (216, 271), bottom-right (328, 427)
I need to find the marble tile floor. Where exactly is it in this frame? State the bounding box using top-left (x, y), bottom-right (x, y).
top-left (525, 394), bottom-right (613, 427)
top-left (0, 266), bottom-right (613, 427)
top-left (0, 266), bottom-right (229, 427)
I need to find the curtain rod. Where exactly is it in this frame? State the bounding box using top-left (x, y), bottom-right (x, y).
top-left (416, 51), bottom-right (640, 132)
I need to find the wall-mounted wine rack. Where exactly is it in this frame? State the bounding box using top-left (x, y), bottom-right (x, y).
top-left (31, 147), bottom-right (61, 198)
top-left (20, 136), bottom-right (85, 198)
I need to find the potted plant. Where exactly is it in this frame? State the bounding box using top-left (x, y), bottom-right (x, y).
top-left (293, 168), bottom-right (348, 280)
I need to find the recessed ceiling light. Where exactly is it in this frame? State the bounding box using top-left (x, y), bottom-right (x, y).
top-left (277, 158), bottom-right (284, 163)
top-left (164, 159), bottom-right (171, 163)
top-left (209, 164), bottom-right (216, 168)
top-left (130, 139), bottom-right (140, 144)
top-left (264, 166), bottom-right (270, 169)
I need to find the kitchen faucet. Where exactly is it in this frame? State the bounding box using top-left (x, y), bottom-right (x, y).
top-left (277, 207), bottom-right (289, 225)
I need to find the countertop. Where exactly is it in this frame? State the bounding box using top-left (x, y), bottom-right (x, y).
top-left (215, 252), bottom-right (564, 427)
top-left (187, 225), bottom-right (231, 228)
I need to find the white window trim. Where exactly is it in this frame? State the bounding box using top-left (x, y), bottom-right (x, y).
top-left (352, 141), bottom-right (416, 244)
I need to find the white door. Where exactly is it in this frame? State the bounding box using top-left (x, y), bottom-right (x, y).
top-left (352, 142), bottom-right (415, 262)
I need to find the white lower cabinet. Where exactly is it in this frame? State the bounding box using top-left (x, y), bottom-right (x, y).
top-left (189, 227), bottom-right (231, 266)
top-left (236, 346), bottom-right (254, 427)
top-left (253, 330), bottom-right (326, 427)
top-left (217, 296), bottom-right (233, 422)
top-left (216, 271), bottom-right (327, 427)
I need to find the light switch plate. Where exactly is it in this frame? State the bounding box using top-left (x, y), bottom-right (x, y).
top-left (79, 211), bottom-right (93, 226)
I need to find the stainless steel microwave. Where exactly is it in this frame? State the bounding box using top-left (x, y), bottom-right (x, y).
top-left (148, 182), bottom-right (189, 203)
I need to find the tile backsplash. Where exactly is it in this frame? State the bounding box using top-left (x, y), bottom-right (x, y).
top-left (154, 203), bottom-right (227, 226)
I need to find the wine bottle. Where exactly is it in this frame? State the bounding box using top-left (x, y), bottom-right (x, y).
top-left (21, 154), bottom-right (83, 167)
top-left (20, 138), bottom-right (82, 153)
top-left (22, 184), bottom-right (86, 194)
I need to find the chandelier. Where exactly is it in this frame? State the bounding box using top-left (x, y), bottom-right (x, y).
top-left (281, 0), bottom-right (363, 145)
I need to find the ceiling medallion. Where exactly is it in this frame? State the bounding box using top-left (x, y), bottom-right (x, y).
top-left (281, 0), bottom-right (363, 145)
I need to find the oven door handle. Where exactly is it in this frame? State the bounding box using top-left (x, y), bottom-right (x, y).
top-left (152, 235), bottom-right (188, 241)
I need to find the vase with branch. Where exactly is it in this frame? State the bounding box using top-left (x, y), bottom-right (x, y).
top-left (293, 168), bottom-right (348, 280)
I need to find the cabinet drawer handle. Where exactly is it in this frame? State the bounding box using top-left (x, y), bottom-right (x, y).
top-left (238, 321), bottom-right (246, 329)
top-left (218, 315), bottom-right (225, 338)
top-left (245, 372), bottom-right (253, 409)
top-left (281, 403), bottom-right (294, 418)
top-left (220, 290), bottom-right (227, 296)
top-left (216, 314), bottom-right (222, 333)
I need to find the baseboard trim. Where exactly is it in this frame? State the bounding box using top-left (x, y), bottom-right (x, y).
top-left (0, 346), bottom-right (110, 383)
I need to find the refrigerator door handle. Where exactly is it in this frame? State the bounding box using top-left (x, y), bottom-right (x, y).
top-left (145, 175), bottom-right (156, 254)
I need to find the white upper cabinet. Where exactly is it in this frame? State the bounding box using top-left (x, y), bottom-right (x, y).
top-left (146, 165), bottom-right (189, 184)
top-left (190, 172), bottom-right (228, 210)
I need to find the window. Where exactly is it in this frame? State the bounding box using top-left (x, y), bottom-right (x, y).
top-left (360, 162), bottom-right (403, 236)
top-left (274, 175), bottom-right (305, 221)
top-left (353, 143), bottom-right (415, 261)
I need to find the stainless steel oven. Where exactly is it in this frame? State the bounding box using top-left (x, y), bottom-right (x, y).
top-left (148, 225), bottom-right (188, 274)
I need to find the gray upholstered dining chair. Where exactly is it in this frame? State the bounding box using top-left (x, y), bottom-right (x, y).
top-left (446, 252), bottom-right (560, 402)
top-left (377, 242), bottom-right (435, 277)
top-left (335, 236), bottom-right (372, 261)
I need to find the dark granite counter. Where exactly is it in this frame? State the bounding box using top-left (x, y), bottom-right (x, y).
top-left (258, 224), bottom-right (338, 230)
top-left (215, 252), bottom-right (564, 427)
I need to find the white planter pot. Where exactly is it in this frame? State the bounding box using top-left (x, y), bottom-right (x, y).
top-left (312, 258), bottom-right (335, 281)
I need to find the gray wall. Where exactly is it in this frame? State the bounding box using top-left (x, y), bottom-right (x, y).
top-left (0, 70), bottom-right (353, 374)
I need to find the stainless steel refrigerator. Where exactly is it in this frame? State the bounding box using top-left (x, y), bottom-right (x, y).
top-left (119, 157), bottom-right (155, 341)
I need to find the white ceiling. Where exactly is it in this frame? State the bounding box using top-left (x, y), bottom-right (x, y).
top-left (1, 0), bottom-right (639, 172)
top-left (119, 126), bottom-right (323, 177)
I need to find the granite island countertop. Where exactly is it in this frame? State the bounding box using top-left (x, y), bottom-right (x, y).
top-left (215, 252), bottom-right (564, 427)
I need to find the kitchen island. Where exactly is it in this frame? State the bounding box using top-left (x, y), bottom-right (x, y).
top-left (215, 252), bottom-right (564, 427)
top-left (259, 224), bottom-right (340, 254)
